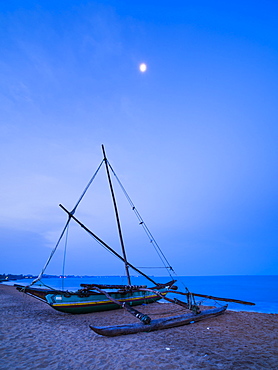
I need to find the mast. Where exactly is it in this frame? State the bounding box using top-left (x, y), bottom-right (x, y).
top-left (102, 145), bottom-right (131, 285)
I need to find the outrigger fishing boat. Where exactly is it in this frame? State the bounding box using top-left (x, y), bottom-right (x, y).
top-left (16, 145), bottom-right (254, 335)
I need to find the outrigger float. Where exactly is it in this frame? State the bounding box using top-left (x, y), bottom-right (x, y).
top-left (16, 145), bottom-right (255, 336)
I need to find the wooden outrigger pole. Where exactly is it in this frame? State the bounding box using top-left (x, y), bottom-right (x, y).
top-left (167, 290), bottom-right (256, 306)
top-left (89, 305), bottom-right (228, 337)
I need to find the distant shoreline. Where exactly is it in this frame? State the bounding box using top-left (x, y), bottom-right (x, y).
top-left (0, 274), bottom-right (133, 283)
top-left (2, 275), bottom-right (278, 315)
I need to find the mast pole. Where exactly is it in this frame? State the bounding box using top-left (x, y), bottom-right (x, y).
top-left (102, 145), bottom-right (131, 285)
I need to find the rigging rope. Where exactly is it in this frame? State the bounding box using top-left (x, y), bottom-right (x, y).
top-left (30, 217), bottom-right (71, 286)
top-left (108, 161), bottom-right (175, 279)
top-left (61, 224), bottom-right (69, 291)
top-left (30, 155), bottom-right (177, 287)
top-left (71, 160), bottom-right (104, 215)
top-left (29, 160), bottom-right (104, 286)
top-left (87, 232), bottom-right (120, 259)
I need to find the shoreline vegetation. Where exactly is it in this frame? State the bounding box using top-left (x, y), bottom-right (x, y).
top-left (1, 284), bottom-right (277, 369)
top-left (0, 274), bottom-right (128, 282)
top-left (0, 273), bottom-right (37, 282)
top-left (2, 273), bottom-right (277, 282)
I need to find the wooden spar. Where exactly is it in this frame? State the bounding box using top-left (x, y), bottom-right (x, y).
top-left (90, 286), bottom-right (151, 324)
top-left (102, 145), bottom-right (131, 285)
top-left (138, 287), bottom-right (180, 304)
top-left (138, 288), bottom-right (194, 311)
top-left (88, 286), bottom-right (125, 306)
top-left (89, 305), bottom-right (228, 337)
top-left (167, 290), bottom-right (255, 306)
top-left (59, 204), bottom-right (158, 285)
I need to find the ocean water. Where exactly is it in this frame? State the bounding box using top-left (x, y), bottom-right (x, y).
top-left (7, 275), bottom-right (278, 314)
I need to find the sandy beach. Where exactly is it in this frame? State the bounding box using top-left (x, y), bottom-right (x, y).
top-left (0, 284), bottom-right (277, 369)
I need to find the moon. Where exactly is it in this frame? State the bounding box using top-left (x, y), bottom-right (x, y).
top-left (139, 63), bottom-right (147, 72)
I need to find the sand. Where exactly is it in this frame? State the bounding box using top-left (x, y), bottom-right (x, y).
top-left (0, 284), bottom-right (277, 369)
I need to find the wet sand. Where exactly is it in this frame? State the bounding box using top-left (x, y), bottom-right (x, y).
top-left (0, 284), bottom-right (277, 369)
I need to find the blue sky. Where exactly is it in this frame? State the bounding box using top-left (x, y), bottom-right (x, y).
top-left (0, 0), bottom-right (277, 277)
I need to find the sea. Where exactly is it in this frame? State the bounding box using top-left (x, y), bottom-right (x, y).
top-left (5, 275), bottom-right (278, 314)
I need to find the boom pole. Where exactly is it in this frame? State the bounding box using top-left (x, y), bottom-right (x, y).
top-left (59, 204), bottom-right (158, 285)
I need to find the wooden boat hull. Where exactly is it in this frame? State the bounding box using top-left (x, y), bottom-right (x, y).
top-left (15, 284), bottom-right (168, 314)
top-left (15, 285), bottom-right (56, 302)
top-left (45, 290), bottom-right (167, 314)
top-left (90, 305), bottom-right (228, 336)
